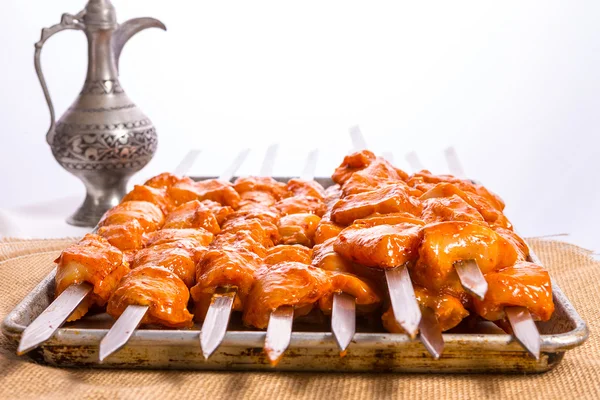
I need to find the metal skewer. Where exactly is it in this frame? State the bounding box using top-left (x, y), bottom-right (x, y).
top-left (202, 145), bottom-right (279, 359)
top-left (17, 283), bottom-right (92, 355)
top-left (506, 306), bottom-right (541, 359)
top-left (444, 146), bottom-right (541, 359)
top-left (418, 307), bottom-right (444, 359)
top-left (173, 149), bottom-right (201, 176)
top-left (454, 260), bottom-right (488, 301)
top-left (99, 149), bottom-right (250, 362)
top-left (264, 306), bottom-right (294, 366)
top-left (98, 305), bottom-right (148, 362)
top-left (331, 292), bottom-right (356, 353)
top-left (350, 127), bottom-right (424, 339)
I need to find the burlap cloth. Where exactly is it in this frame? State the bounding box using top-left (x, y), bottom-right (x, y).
top-left (0, 237), bottom-right (598, 400)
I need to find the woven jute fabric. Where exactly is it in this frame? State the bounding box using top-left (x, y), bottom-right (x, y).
top-left (0, 238), bottom-right (598, 400)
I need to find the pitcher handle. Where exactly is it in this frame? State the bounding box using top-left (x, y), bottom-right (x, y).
top-left (35, 11), bottom-right (86, 145)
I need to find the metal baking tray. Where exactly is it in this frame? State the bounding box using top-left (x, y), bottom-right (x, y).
top-left (1, 177), bottom-right (589, 373)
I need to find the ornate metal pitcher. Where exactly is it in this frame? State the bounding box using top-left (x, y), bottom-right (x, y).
top-left (35, 0), bottom-right (165, 226)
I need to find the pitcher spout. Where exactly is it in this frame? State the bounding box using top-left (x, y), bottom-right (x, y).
top-left (113, 18), bottom-right (166, 70)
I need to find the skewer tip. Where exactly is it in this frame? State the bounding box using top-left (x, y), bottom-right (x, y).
top-left (331, 292), bottom-right (356, 353)
top-left (385, 266), bottom-right (422, 338)
top-left (506, 306), bottom-right (541, 360)
top-left (16, 283), bottom-right (93, 356)
top-left (418, 307), bottom-right (444, 360)
top-left (200, 292), bottom-right (235, 360)
top-left (264, 306), bottom-right (294, 367)
top-left (98, 304), bottom-right (148, 363)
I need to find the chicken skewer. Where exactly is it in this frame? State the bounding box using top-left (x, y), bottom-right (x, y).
top-left (348, 127), bottom-right (422, 338)
top-left (200, 144), bottom-right (281, 359)
top-left (442, 146), bottom-right (543, 359)
top-left (261, 149), bottom-right (364, 363)
top-left (99, 149), bottom-right (250, 361)
top-left (404, 151), bottom-right (489, 301)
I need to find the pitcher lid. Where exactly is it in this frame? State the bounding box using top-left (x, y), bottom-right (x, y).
top-left (83, 0), bottom-right (118, 29)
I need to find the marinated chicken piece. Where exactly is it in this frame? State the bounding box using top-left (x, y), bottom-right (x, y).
top-left (107, 265), bottom-right (193, 328)
top-left (324, 184), bottom-right (342, 207)
top-left (211, 231), bottom-right (268, 258)
top-left (197, 200), bottom-right (234, 225)
top-left (131, 242), bottom-right (204, 288)
top-left (263, 245), bottom-right (312, 265)
top-left (221, 217), bottom-right (279, 248)
top-left (382, 287), bottom-right (469, 333)
top-left (55, 234), bottom-right (129, 321)
top-left (334, 216), bottom-right (424, 268)
top-left (312, 238), bottom-right (354, 273)
top-left (238, 191), bottom-right (279, 208)
top-left (99, 201), bottom-right (164, 232)
top-left (473, 262), bottom-right (554, 321)
top-left (421, 195), bottom-right (485, 224)
top-left (274, 196), bottom-right (327, 217)
top-left (494, 227), bottom-right (530, 261)
top-left (168, 179), bottom-right (241, 209)
top-left (412, 221), bottom-right (519, 296)
top-left (420, 183), bottom-right (511, 229)
top-left (144, 172), bottom-right (187, 190)
top-left (286, 178), bottom-right (326, 201)
top-left (234, 176), bottom-right (288, 200)
top-left (341, 157), bottom-right (410, 197)
top-left (319, 272), bottom-right (382, 314)
top-left (408, 170), bottom-right (505, 211)
top-left (331, 183), bottom-right (422, 226)
top-left (122, 185), bottom-right (172, 214)
top-left (191, 247), bottom-right (263, 320)
top-left (223, 205), bottom-right (280, 227)
top-left (243, 262), bottom-right (332, 329)
top-left (278, 213), bottom-right (321, 247)
top-left (144, 228), bottom-right (213, 248)
top-left (313, 217), bottom-right (344, 245)
top-left (332, 150), bottom-right (377, 184)
top-left (162, 200), bottom-right (220, 234)
top-left (97, 219), bottom-right (145, 252)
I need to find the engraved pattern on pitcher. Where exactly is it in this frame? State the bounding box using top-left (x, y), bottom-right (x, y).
top-left (51, 128), bottom-right (158, 171)
top-left (80, 79), bottom-right (124, 95)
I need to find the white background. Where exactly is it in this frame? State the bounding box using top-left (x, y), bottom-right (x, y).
top-left (0, 1), bottom-right (598, 251)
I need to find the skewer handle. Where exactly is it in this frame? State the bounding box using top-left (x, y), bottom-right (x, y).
top-left (174, 150), bottom-right (201, 176)
top-left (260, 144), bottom-right (279, 177)
top-left (300, 149), bottom-right (319, 181)
top-left (349, 125), bottom-right (368, 151)
top-left (219, 148), bottom-right (250, 182)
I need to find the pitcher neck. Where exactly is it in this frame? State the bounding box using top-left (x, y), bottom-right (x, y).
top-left (85, 29), bottom-right (119, 82)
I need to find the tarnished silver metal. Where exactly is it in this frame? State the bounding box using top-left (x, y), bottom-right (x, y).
top-left (35, 0), bottom-right (166, 227)
top-left (0, 176), bottom-right (590, 372)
